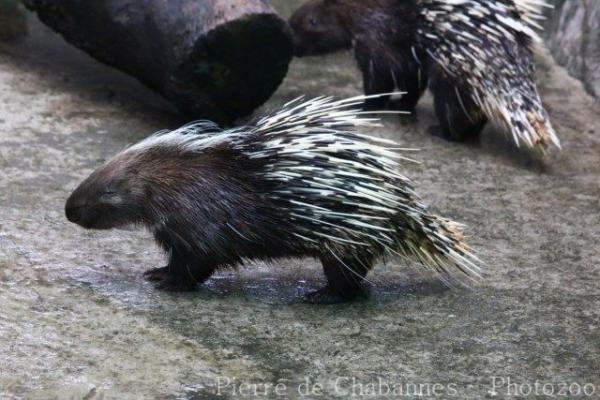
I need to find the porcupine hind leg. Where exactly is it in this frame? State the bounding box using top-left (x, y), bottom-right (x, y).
top-left (304, 253), bottom-right (373, 304)
top-left (429, 73), bottom-right (488, 141)
top-left (145, 229), bottom-right (217, 291)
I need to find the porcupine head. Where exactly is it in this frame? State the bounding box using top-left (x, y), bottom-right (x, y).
top-left (64, 144), bottom-right (215, 231)
top-left (288, 0), bottom-right (354, 56)
top-left (289, 0), bottom-right (417, 56)
top-left (64, 152), bottom-right (147, 230)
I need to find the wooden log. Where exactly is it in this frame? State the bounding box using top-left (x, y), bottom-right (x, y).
top-left (0, 0), bottom-right (27, 41)
top-left (23, 0), bottom-right (293, 123)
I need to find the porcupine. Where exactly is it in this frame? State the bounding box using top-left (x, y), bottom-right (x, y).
top-left (289, 0), bottom-right (560, 149)
top-left (65, 95), bottom-right (480, 303)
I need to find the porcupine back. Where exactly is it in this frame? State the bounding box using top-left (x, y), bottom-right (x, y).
top-left (228, 95), bottom-right (481, 283)
top-left (416, 0), bottom-right (559, 149)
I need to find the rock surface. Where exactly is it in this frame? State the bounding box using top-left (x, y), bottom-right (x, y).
top-left (0, 3), bottom-right (599, 399)
top-left (544, 0), bottom-right (600, 97)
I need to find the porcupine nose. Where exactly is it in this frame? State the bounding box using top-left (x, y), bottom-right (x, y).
top-left (292, 37), bottom-right (306, 57)
top-left (65, 205), bottom-right (80, 224)
top-left (65, 196), bottom-right (83, 224)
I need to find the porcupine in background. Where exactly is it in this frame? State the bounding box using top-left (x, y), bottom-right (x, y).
top-left (289, 0), bottom-right (559, 150)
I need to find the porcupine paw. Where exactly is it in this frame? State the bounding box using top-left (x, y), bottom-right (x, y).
top-left (143, 267), bottom-right (197, 291)
top-left (143, 266), bottom-right (171, 282)
top-left (303, 286), bottom-right (363, 304)
top-left (427, 125), bottom-right (450, 140)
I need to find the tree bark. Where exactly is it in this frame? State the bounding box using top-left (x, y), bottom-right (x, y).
top-left (24, 0), bottom-right (293, 123)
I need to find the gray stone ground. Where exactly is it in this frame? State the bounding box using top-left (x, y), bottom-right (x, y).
top-left (1, 4), bottom-right (599, 400)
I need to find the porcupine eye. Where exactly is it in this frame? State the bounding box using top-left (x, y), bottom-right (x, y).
top-left (99, 188), bottom-right (122, 205)
top-left (309, 17), bottom-right (319, 27)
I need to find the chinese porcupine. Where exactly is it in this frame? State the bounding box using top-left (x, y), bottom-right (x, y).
top-left (65, 95), bottom-right (480, 303)
top-left (289, 0), bottom-right (560, 150)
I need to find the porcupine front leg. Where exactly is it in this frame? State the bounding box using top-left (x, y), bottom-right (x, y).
top-left (429, 72), bottom-right (488, 141)
top-left (388, 51), bottom-right (429, 113)
top-left (143, 250), bottom-right (216, 291)
top-left (145, 229), bottom-right (217, 291)
top-left (354, 40), bottom-right (394, 111)
top-left (304, 253), bottom-right (373, 304)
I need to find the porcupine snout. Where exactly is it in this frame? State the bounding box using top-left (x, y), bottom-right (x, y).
top-left (65, 198), bottom-right (83, 224)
